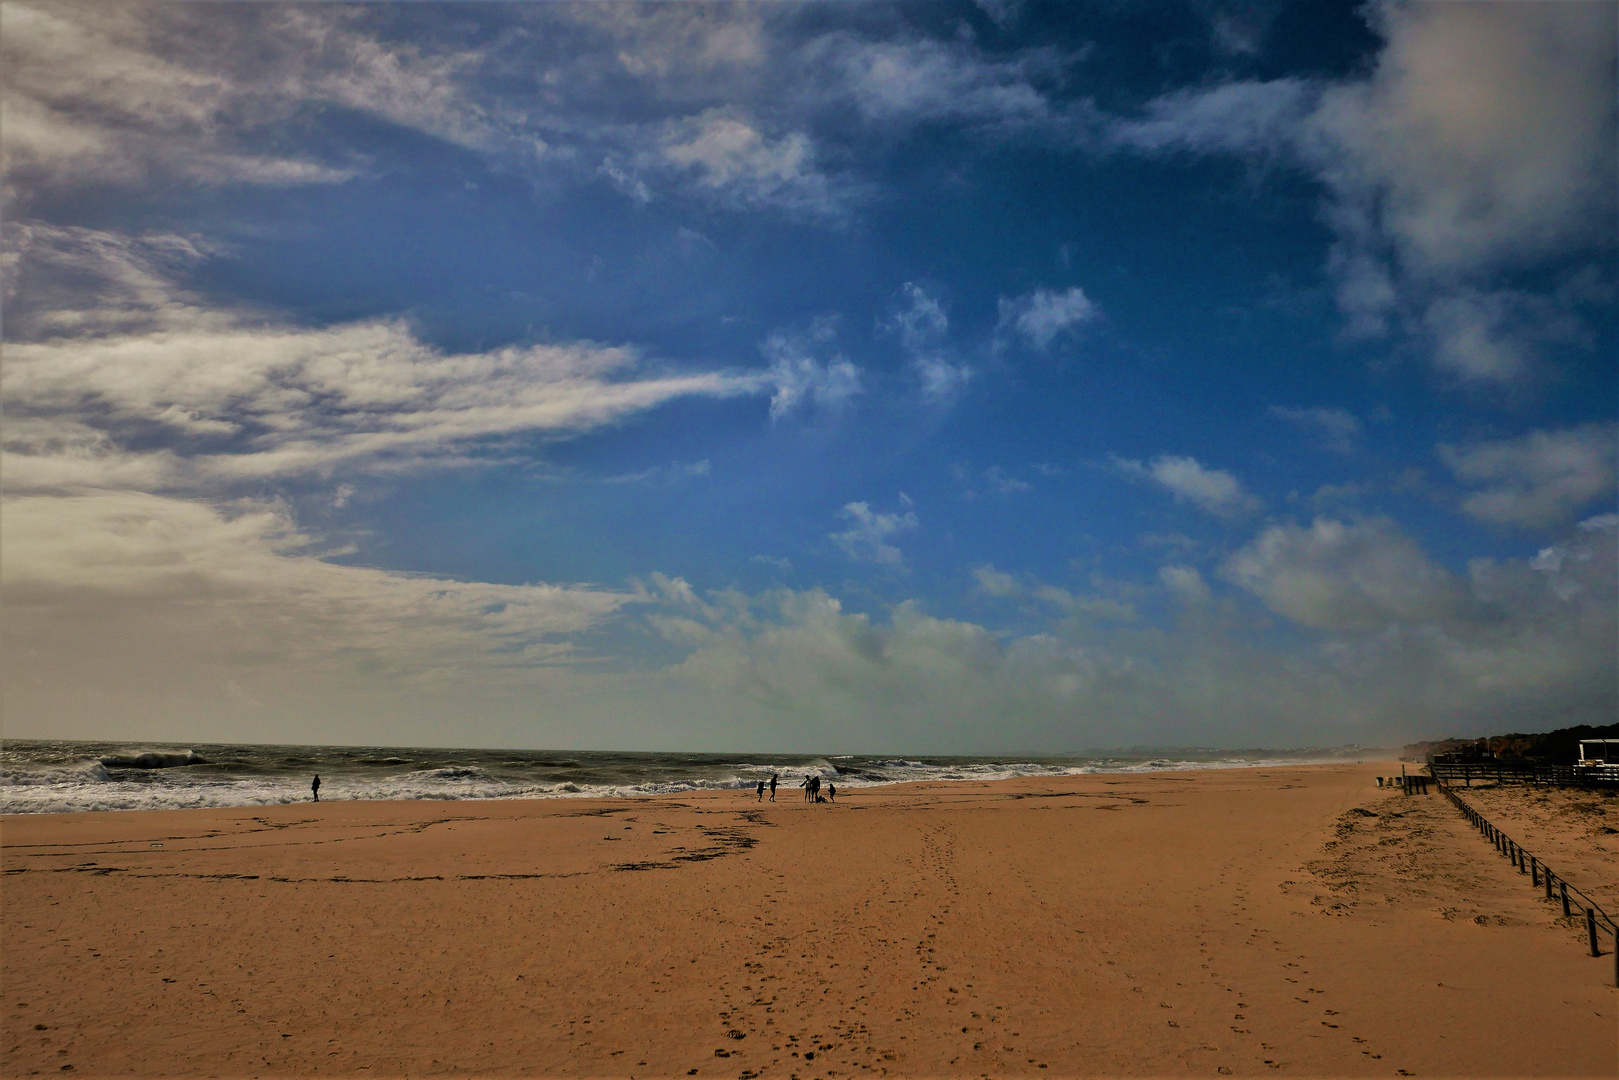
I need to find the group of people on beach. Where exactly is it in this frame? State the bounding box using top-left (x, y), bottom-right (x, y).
top-left (753, 772), bottom-right (836, 805)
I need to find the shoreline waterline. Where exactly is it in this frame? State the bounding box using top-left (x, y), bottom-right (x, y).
top-left (1, 738), bottom-right (1374, 816)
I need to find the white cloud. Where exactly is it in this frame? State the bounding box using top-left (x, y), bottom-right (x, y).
top-left (0, 4), bottom-right (862, 220)
top-left (982, 467), bottom-right (1032, 495)
top-left (1108, 78), bottom-right (1314, 156)
top-left (649, 514), bottom-right (1615, 747)
top-left (3, 223), bottom-right (770, 494)
top-left (658, 111), bottom-right (847, 217)
top-left (760, 326), bottom-right (862, 419)
top-left (885, 282), bottom-right (970, 401)
top-left (0, 221), bottom-right (773, 742)
top-left (1419, 286), bottom-right (1590, 383)
top-left (996, 285), bottom-right (1100, 351)
top-left (972, 564), bottom-right (1021, 598)
top-left (1269, 405), bottom-right (1361, 455)
top-left (0, 3), bottom-right (509, 202)
top-left (830, 36), bottom-right (1060, 127)
top-left (1108, 2), bottom-right (1616, 383)
top-left (570, 4), bottom-right (767, 78)
top-left (1310, 2), bottom-right (1614, 280)
top-left (1, 489), bottom-right (632, 669)
top-left (1158, 564), bottom-right (1211, 605)
top-left (1440, 423), bottom-right (1617, 529)
top-left (830, 501), bottom-right (918, 568)
top-left (1222, 517), bottom-right (1463, 632)
top-left (1112, 453), bottom-right (1259, 517)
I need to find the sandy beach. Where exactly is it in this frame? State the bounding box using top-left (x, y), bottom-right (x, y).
top-left (3, 762), bottom-right (1614, 1078)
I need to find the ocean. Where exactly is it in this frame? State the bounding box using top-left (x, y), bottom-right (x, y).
top-left (0, 740), bottom-right (1368, 815)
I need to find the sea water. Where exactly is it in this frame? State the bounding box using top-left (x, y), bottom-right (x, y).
top-left (0, 740), bottom-right (1367, 815)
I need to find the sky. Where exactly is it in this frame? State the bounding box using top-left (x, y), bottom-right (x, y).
top-left (2, 0), bottom-right (1615, 753)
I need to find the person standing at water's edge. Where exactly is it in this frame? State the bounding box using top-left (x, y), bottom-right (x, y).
top-left (311, 775), bottom-right (321, 802)
top-left (768, 774), bottom-right (777, 802)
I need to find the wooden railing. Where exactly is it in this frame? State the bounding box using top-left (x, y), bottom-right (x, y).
top-left (1433, 777), bottom-right (1618, 987)
top-left (1427, 759), bottom-right (1580, 787)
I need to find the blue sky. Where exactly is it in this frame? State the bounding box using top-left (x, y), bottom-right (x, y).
top-left (3, 0), bottom-right (1614, 752)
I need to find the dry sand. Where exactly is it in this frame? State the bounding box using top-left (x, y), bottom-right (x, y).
top-left (3, 762), bottom-right (1614, 1078)
top-left (1441, 784), bottom-right (1619, 923)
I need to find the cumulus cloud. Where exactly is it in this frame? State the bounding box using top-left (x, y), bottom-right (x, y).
top-left (1108, 2), bottom-right (1616, 383)
top-left (1440, 423), bottom-right (1617, 529)
top-left (885, 282), bottom-right (970, 401)
top-left (645, 515), bottom-right (1615, 747)
top-left (996, 285), bottom-right (1100, 352)
top-left (1112, 453), bottom-right (1259, 517)
top-left (830, 500), bottom-right (918, 568)
top-left (1223, 516), bottom-right (1463, 632)
top-left (1269, 405), bottom-right (1361, 455)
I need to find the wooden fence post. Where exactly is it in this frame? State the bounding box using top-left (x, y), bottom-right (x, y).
top-left (1544, 869), bottom-right (1553, 900)
top-left (1561, 881), bottom-right (1572, 918)
top-left (1530, 857), bottom-right (1538, 885)
top-left (1587, 908), bottom-right (1600, 958)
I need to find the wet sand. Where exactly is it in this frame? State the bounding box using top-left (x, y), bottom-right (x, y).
top-left (3, 762), bottom-right (1614, 1077)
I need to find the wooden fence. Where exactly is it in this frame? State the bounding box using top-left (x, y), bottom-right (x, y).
top-left (1427, 759), bottom-right (1580, 787)
top-left (1434, 778), bottom-right (1618, 987)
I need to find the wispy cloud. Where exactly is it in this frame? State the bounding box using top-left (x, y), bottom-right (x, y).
top-left (1269, 405), bottom-right (1361, 455)
top-left (996, 285), bottom-right (1100, 352)
top-left (1111, 453), bottom-right (1260, 518)
top-left (3, 223), bottom-right (772, 495)
top-left (885, 283), bottom-right (970, 402)
top-left (761, 322), bottom-right (862, 419)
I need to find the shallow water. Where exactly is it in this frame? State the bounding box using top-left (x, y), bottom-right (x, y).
top-left (0, 739), bottom-right (1367, 815)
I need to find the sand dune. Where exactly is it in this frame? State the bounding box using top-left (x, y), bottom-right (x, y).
top-left (3, 762), bottom-right (1614, 1077)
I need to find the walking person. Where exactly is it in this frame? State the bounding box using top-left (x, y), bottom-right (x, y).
top-left (311, 774), bottom-right (321, 803)
top-left (768, 774), bottom-right (778, 802)
top-left (827, 782), bottom-right (836, 804)
top-left (756, 780), bottom-right (766, 802)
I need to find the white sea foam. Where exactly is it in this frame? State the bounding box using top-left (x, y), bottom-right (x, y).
top-left (0, 742), bottom-right (1363, 815)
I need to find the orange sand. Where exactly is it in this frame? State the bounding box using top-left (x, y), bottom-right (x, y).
top-left (3, 762), bottom-right (1614, 1077)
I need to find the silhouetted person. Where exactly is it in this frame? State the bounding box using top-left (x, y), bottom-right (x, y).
top-left (802, 774), bottom-right (812, 802)
top-left (756, 780), bottom-right (766, 802)
top-left (809, 775), bottom-right (821, 802)
top-left (827, 782), bottom-right (836, 803)
top-left (769, 774), bottom-right (778, 802)
top-left (311, 774), bottom-right (321, 803)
